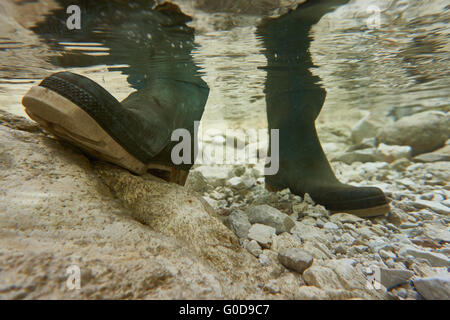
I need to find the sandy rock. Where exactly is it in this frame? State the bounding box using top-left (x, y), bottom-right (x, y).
top-left (335, 148), bottom-right (378, 164)
top-left (246, 205), bottom-right (295, 234)
top-left (278, 248), bottom-right (313, 274)
top-left (413, 275), bottom-right (450, 300)
top-left (0, 112), bottom-right (278, 299)
top-left (377, 111), bottom-right (449, 156)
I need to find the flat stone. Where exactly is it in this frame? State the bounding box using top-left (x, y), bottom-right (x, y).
top-left (278, 248), bottom-right (313, 274)
top-left (335, 148), bottom-right (378, 164)
top-left (413, 145), bottom-right (450, 163)
top-left (413, 275), bottom-right (450, 300)
top-left (248, 224), bottom-right (276, 248)
top-left (330, 213), bottom-right (364, 224)
top-left (378, 268), bottom-right (414, 289)
top-left (246, 205), bottom-right (295, 234)
top-left (225, 210), bottom-right (252, 238)
top-left (413, 200), bottom-right (450, 215)
top-left (399, 246), bottom-right (450, 267)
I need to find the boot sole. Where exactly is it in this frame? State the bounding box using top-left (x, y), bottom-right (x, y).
top-left (22, 85), bottom-right (188, 185)
top-left (265, 183), bottom-right (390, 218)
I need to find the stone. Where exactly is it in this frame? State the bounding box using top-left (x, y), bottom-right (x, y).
top-left (185, 170), bottom-right (210, 193)
top-left (351, 115), bottom-right (379, 144)
top-left (399, 247), bottom-right (450, 268)
top-left (376, 143), bottom-right (411, 163)
top-left (302, 260), bottom-right (383, 299)
top-left (378, 268), bottom-right (414, 290)
top-left (245, 240), bottom-right (262, 257)
top-left (335, 148), bottom-right (378, 164)
top-left (330, 213), bottom-right (364, 224)
top-left (323, 222), bottom-right (339, 230)
top-left (413, 200), bottom-right (450, 215)
top-left (248, 224), bottom-right (276, 248)
top-left (225, 210), bottom-right (252, 238)
top-left (0, 112), bottom-right (278, 299)
top-left (271, 232), bottom-right (302, 252)
top-left (413, 145), bottom-right (450, 163)
top-left (194, 165), bottom-right (232, 187)
top-left (413, 275), bottom-right (450, 300)
top-left (377, 111), bottom-right (449, 156)
top-left (278, 248), bottom-right (313, 274)
top-left (246, 205), bottom-right (295, 234)
top-left (227, 176), bottom-right (246, 189)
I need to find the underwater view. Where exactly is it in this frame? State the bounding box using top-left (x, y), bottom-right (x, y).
top-left (0, 0), bottom-right (448, 303)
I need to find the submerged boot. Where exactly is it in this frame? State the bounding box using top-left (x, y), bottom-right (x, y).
top-left (22, 1), bottom-right (209, 185)
top-left (23, 71), bottom-right (208, 184)
top-left (258, 0), bottom-right (389, 217)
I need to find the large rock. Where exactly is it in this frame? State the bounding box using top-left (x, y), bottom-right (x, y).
top-left (377, 111), bottom-right (450, 156)
top-left (246, 205), bottom-right (295, 234)
top-left (0, 111), bottom-right (281, 299)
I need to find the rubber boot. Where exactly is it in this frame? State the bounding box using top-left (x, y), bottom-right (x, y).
top-left (22, 1), bottom-right (209, 184)
top-left (258, 0), bottom-right (389, 217)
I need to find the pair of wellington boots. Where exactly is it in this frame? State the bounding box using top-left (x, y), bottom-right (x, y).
top-left (22, 70), bottom-right (389, 217)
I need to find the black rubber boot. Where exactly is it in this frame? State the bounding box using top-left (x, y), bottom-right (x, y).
top-left (22, 1), bottom-right (209, 184)
top-left (258, 0), bottom-right (389, 216)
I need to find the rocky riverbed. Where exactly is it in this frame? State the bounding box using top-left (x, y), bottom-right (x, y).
top-left (0, 0), bottom-right (449, 300)
top-left (1, 106), bottom-right (449, 300)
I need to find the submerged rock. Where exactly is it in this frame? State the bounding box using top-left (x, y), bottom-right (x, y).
top-left (0, 111), bottom-right (277, 299)
top-left (247, 223), bottom-right (276, 248)
top-left (278, 248), bottom-right (313, 274)
top-left (377, 111), bottom-right (449, 156)
top-left (246, 205), bottom-right (295, 234)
